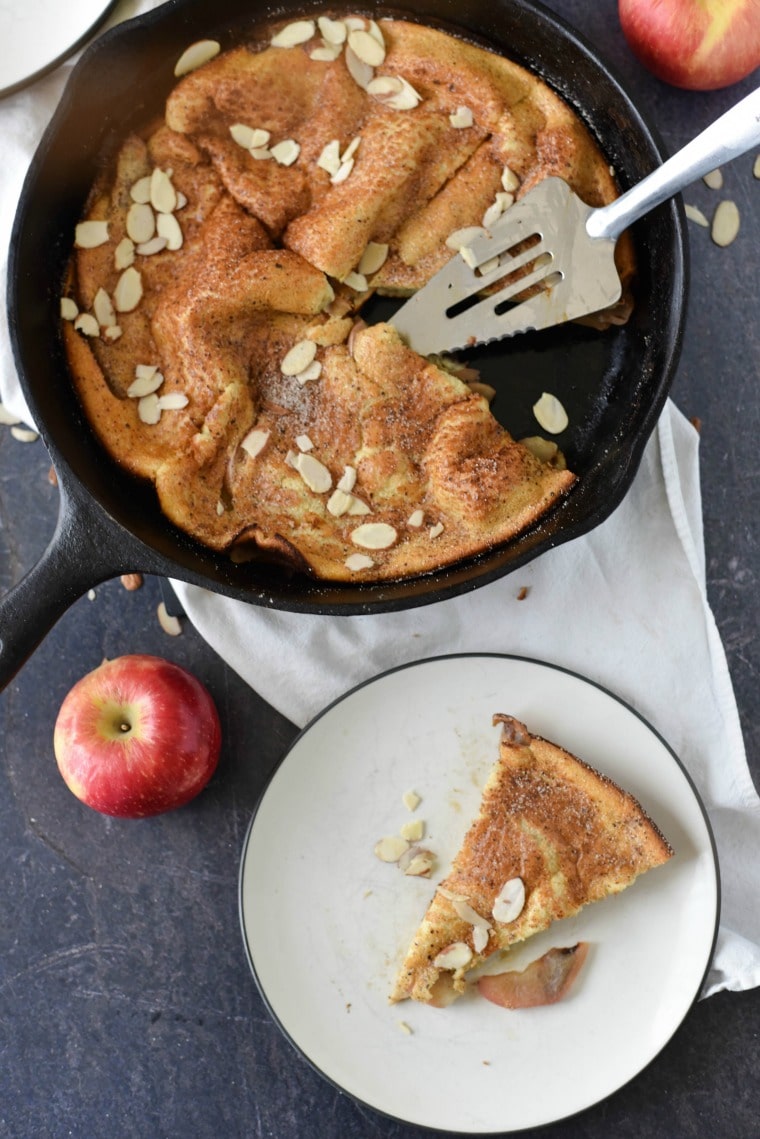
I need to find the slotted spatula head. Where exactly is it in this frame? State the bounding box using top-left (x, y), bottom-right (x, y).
top-left (390, 177), bottom-right (622, 356)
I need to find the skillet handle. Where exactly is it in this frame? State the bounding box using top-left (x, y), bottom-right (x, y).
top-left (0, 476), bottom-right (136, 691)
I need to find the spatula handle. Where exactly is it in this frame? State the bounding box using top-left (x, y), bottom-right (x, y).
top-left (587, 86), bottom-right (760, 241)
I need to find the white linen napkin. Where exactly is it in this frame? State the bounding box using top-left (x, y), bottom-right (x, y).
top-left (2, 0), bottom-right (760, 999)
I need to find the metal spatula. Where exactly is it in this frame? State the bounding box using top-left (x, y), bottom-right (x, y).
top-left (390, 86), bottom-right (760, 356)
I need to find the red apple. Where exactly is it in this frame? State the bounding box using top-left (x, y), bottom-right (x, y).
top-left (618, 0), bottom-right (760, 90)
top-left (53, 654), bottom-right (221, 818)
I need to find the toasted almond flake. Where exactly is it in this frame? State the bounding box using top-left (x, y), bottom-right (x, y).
top-left (10, 426), bottom-right (38, 443)
top-left (157, 212), bottom-right (183, 251)
top-left (337, 465), bottom-right (357, 492)
top-left (127, 368), bottom-right (163, 398)
top-left (174, 39), bottom-right (220, 76)
top-left (0, 403), bottom-right (22, 426)
top-left (532, 391), bottom-right (568, 434)
top-left (374, 835), bottom-right (409, 862)
top-left (281, 338), bottom-right (317, 376)
top-left (317, 139), bottom-right (342, 175)
top-left (126, 201), bottom-right (155, 244)
top-left (129, 176), bottom-right (152, 204)
top-left (345, 552), bottom-right (374, 571)
top-left (343, 269), bottom-right (367, 292)
top-left (114, 236), bottom-right (135, 270)
top-left (296, 433), bottom-right (314, 452)
top-left (402, 789), bottom-right (421, 811)
top-left (400, 818), bottom-right (425, 842)
top-left (250, 147), bottom-right (272, 161)
top-left (351, 521), bottom-right (396, 550)
top-left (469, 381), bottom-right (496, 402)
top-left (137, 393), bottom-right (161, 424)
top-left (366, 74), bottom-right (403, 99)
top-left (400, 847), bottom-right (435, 876)
top-left (346, 495), bottom-right (370, 516)
top-left (754, 155), bottom-right (760, 179)
top-left (492, 876), bottom-right (525, 923)
top-left (241, 428), bottom-right (270, 458)
top-left (157, 601), bottom-right (182, 636)
top-left (685, 203), bottom-right (710, 227)
top-left (428, 522), bottom-right (444, 539)
top-left (460, 246), bottom-right (479, 270)
top-left (449, 105), bottom-right (473, 129)
top-left (156, 393), bottom-right (189, 411)
top-left (711, 199), bottom-right (740, 247)
top-left (271, 139), bottom-right (300, 166)
top-left (150, 168), bottom-right (177, 214)
top-left (318, 15), bottom-right (347, 44)
top-left (345, 45), bottom-right (374, 89)
top-left (296, 452), bottom-right (332, 493)
top-left (367, 19), bottom-right (385, 45)
top-left (93, 288), bottom-right (116, 328)
top-left (348, 28), bottom-right (385, 67)
top-left (521, 435), bottom-right (559, 463)
top-left (437, 886), bottom-right (470, 904)
top-left (285, 450), bottom-right (299, 468)
top-left (60, 297), bottom-right (78, 321)
top-left (230, 122), bottom-right (257, 148)
top-left (495, 190), bottom-right (515, 212)
top-left (397, 1020), bottom-right (413, 1035)
top-left (344, 16), bottom-right (366, 31)
top-left (136, 235), bottom-right (168, 256)
top-left (473, 925), bottom-right (489, 954)
top-left (310, 42), bottom-right (342, 62)
top-left (245, 128), bottom-right (270, 150)
top-left (358, 241), bottom-right (388, 276)
top-left (216, 501), bottom-right (225, 515)
top-left (327, 489), bottom-right (352, 517)
top-left (407, 509), bottom-right (424, 528)
top-left (75, 220), bottom-right (109, 249)
top-left (703, 167), bottom-right (723, 190)
top-left (176, 191), bottom-right (188, 209)
top-left (382, 76), bottom-right (421, 111)
top-left (113, 266), bottom-right (143, 313)
top-left (331, 157), bottom-right (355, 185)
top-left (433, 942), bottom-right (472, 970)
top-left (452, 899), bottom-right (490, 929)
top-left (501, 166), bottom-right (520, 192)
top-left (341, 136), bottom-right (361, 163)
top-left (74, 313), bottom-right (99, 337)
top-left (295, 360), bottom-right (323, 384)
top-left (271, 19), bottom-right (315, 47)
top-left (446, 225), bottom-right (486, 251)
top-left (104, 325), bottom-right (123, 341)
top-left (482, 199), bottom-right (504, 229)
top-left (478, 255), bottom-right (499, 275)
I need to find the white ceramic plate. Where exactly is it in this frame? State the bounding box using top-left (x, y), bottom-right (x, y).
top-left (239, 655), bottom-right (718, 1133)
top-left (0, 2), bottom-right (116, 97)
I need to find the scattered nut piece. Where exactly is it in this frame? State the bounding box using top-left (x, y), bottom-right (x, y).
top-left (400, 818), bottom-right (425, 842)
top-left (358, 242), bottom-right (389, 276)
top-left (230, 122), bottom-right (257, 148)
top-left (753, 155), bottom-right (760, 179)
top-left (449, 106), bottom-right (473, 129)
top-left (684, 203), bottom-right (709, 227)
top-left (399, 846), bottom-right (436, 876)
top-left (702, 167), bottom-right (723, 190)
top-left (126, 201), bottom-right (156, 245)
top-left (136, 235), bottom-right (167, 257)
top-left (157, 601), bottom-right (182, 636)
top-left (311, 41), bottom-right (342, 62)
top-left (433, 942), bottom-right (473, 970)
top-left (271, 20), bottom-right (316, 48)
top-left (346, 495), bottom-right (370, 516)
top-left (150, 168), bottom-right (177, 214)
top-left (407, 509), bottom-right (424, 528)
top-left (397, 1020), bottom-right (413, 1035)
top-left (103, 326), bottom-right (123, 342)
top-left (241, 428), bottom-right (270, 458)
top-left (345, 46), bottom-right (374, 90)
top-left (317, 139), bottom-right (342, 176)
top-left (331, 157), bottom-right (355, 185)
top-left (327, 489), bottom-right (352, 517)
top-left (114, 237), bottom-right (135, 270)
top-left (348, 28), bottom-right (385, 67)
top-left (445, 225), bottom-right (486, 251)
top-left (374, 835), bottom-right (410, 862)
top-left (492, 876), bottom-right (525, 923)
top-left (128, 364), bottom-right (161, 396)
top-left (156, 393), bottom-right (189, 411)
top-left (174, 40), bottom-right (220, 77)
top-left (295, 452), bottom-right (332, 494)
top-left (468, 381), bottom-right (496, 402)
top-left (337, 465), bottom-right (357, 493)
top-left (350, 522), bottom-right (397, 550)
top-left (345, 552), bottom-right (375, 572)
top-left (473, 926), bottom-right (489, 953)
top-left (74, 313), bottom-right (100, 337)
top-left (517, 586), bottom-right (529, 600)
top-left (452, 898), bottom-right (490, 929)
top-left (402, 789), bottom-right (421, 811)
top-left (113, 266), bottom-right (143, 313)
top-left (711, 200), bottom-right (740, 247)
top-left (369, 74), bottom-right (421, 110)
top-left (271, 139), bottom-right (301, 166)
top-left (318, 15), bottom-right (347, 44)
top-left (137, 394), bottom-right (161, 425)
top-left (501, 166), bottom-right (520, 192)
top-left (250, 147), bottom-right (272, 160)
top-left (93, 287), bottom-right (117, 329)
top-left (10, 426), bottom-right (39, 443)
top-left (532, 391), bottom-right (568, 434)
top-left (520, 434), bottom-right (558, 463)
top-left (60, 297), bottom-right (78, 321)
top-left (294, 360), bottom-right (322, 385)
top-left (343, 269), bottom-right (368, 292)
top-left (129, 176), bottom-right (152, 204)
top-left (75, 220), bottom-right (109, 248)
top-left (120, 573), bottom-right (143, 591)
top-left (428, 522), bottom-right (444, 539)
top-left (156, 212), bottom-right (183, 251)
top-left (281, 339), bottom-right (317, 376)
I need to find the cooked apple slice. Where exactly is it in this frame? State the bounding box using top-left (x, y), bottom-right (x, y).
top-left (477, 943), bottom-right (589, 1009)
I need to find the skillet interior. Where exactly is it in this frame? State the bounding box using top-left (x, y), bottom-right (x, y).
top-left (7, 0), bottom-right (687, 615)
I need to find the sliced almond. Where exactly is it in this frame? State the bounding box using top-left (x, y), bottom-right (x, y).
top-left (381, 76), bottom-right (421, 111)
top-left (241, 427), bottom-right (270, 458)
top-left (492, 876), bottom-right (525, 924)
top-left (402, 789), bottom-right (421, 811)
top-left (327, 488), bottom-right (352, 517)
top-left (520, 435), bottom-right (558, 463)
top-left (400, 818), bottom-right (425, 842)
top-left (75, 220), bottom-right (109, 249)
top-left (351, 521), bottom-right (397, 550)
top-left (449, 106), bottom-right (473, 129)
top-left (452, 899), bottom-right (490, 929)
top-left (127, 367), bottom-right (163, 398)
top-left (271, 139), bottom-right (300, 166)
top-left (10, 426), bottom-right (38, 443)
top-left (174, 39), bottom-right (220, 77)
top-left (532, 391), bottom-right (568, 434)
top-left (136, 235), bottom-right (168, 257)
top-left (295, 452), bottom-right (332, 493)
top-left (358, 241), bottom-right (388, 276)
top-left (344, 16), bottom-right (366, 31)
top-left (103, 325), bottom-right (123, 342)
top-left (501, 166), bottom-right (520, 192)
top-left (271, 20), bottom-right (316, 48)
top-left (310, 42), bottom-right (342, 62)
top-left (397, 1020), bottom-right (413, 1035)
top-left (346, 495), bottom-right (370, 516)
top-left (281, 339), bottom-right (317, 376)
top-left (402, 849), bottom-right (436, 877)
top-left (294, 360), bottom-right (322, 385)
top-left (229, 123), bottom-right (257, 149)
top-left (126, 201), bottom-right (156, 245)
top-left (318, 15), bottom-right (347, 44)
top-left (496, 190), bottom-right (515, 211)
top-left (343, 269), bottom-right (367, 292)
top-left (703, 167), bottom-right (723, 190)
top-left (374, 835), bottom-right (409, 862)
top-left (472, 925), bottom-right (490, 954)
top-left (684, 203), bottom-right (709, 227)
top-left (114, 236), bottom-right (135, 270)
top-left (754, 155), bottom-right (760, 179)
top-left (317, 139), bottom-right (342, 176)
top-left (482, 199), bottom-right (504, 229)
top-left (445, 225), bottom-right (486, 251)
top-left (113, 267), bottom-right (143, 313)
top-left (341, 137), bottom-right (361, 163)
top-left (366, 75), bottom-right (402, 100)
top-left (156, 393), bottom-right (189, 411)
top-left (345, 552), bottom-right (374, 572)
top-left (367, 19), bottom-right (385, 45)
top-left (711, 199), bottom-right (740, 247)
top-left (345, 45), bottom-right (374, 90)
top-left (60, 297), bottom-right (78, 321)
top-left (337, 465), bottom-right (357, 493)
top-left (433, 942), bottom-right (472, 970)
top-left (93, 287), bottom-right (116, 328)
top-left (157, 212), bottom-right (183, 251)
top-left (150, 168), bottom-right (177, 214)
top-left (157, 601), bottom-right (182, 635)
top-left (129, 176), bottom-right (152, 204)
top-left (137, 394), bottom-right (161, 425)
top-left (468, 381), bottom-right (496, 402)
top-left (407, 509), bottom-right (424, 528)
top-left (348, 28), bottom-right (385, 67)
top-left (331, 157), bottom-right (355, 185)
top-left (428, 522), bottom-right (444, 539)
top-left (295, 433), bottom-right (314, 452)
top-left (74, 313), bottom-right (99, 337)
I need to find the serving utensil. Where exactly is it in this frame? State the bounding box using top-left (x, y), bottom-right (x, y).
top-left (391, 86), bottom-right (760, 356)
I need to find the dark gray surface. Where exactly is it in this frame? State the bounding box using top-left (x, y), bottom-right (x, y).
top-left (2, 2), bottom-right (759, 1136)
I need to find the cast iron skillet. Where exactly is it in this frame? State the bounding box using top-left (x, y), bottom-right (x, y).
top-left (1, 0), bottom-right (687, 688)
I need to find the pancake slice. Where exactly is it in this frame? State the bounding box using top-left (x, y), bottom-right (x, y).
top-left (390, 714), bottom-right (673, 1004)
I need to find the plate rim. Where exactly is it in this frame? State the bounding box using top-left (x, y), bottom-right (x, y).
top-left (238, 652), bottom-right (721, 1135)
top-left (0, 1), bottom-right (120, 99)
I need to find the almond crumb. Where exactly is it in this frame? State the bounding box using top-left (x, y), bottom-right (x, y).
top-left (120, 573), bottom-right (143, 592)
